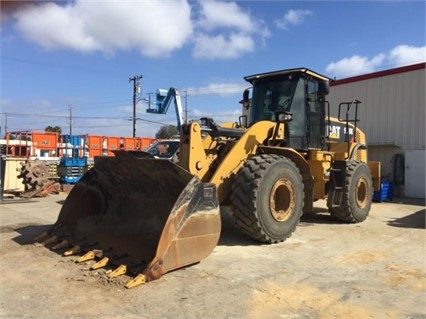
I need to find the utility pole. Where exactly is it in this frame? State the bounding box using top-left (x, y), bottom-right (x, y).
top-left (69, 105), bottom-right (73, 135)
top-left (4, 113), bottom-right (7, 138)
top-left (129, 75), bottom-right (143, 137)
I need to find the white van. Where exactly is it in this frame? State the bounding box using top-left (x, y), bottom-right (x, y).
top-left (145, 140), bottom-right (180, 163)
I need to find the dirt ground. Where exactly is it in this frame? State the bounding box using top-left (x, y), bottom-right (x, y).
top-left (0, 192), bottom-right (425, 319)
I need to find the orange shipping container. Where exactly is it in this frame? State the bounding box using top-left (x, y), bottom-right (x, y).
top-left (5, 131), bottom-right (58, 157)
top-left (106, 136), bottom-right (120, 156)
top-left (31, 132), bottom-right (58, 150)
top-left (140, 137), bottom-right (156, 150)
top-left (123, 137), bottom-right (140, 151)
top-left (87, 135), bottom-right (104, 157)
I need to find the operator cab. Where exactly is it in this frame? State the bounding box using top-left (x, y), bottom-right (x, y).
top-left (244, 68), bottom-right (331, 151)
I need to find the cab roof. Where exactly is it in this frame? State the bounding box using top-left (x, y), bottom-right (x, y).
top-left (244, 67), bottom-right (332, 84)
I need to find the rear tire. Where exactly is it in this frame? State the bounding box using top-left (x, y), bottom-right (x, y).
top-left (328, 161), bottom-right (373, 223)
top-left (230, 154), bottom-right (304, 243)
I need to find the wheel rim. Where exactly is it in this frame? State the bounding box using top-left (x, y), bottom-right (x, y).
top-left (356, 177), bottom-right (368, 209)
top-left (269, 179), bottom-right (295, 222)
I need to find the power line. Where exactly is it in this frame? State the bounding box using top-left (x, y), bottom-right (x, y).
top-left (1, 112), bottom-right (129, 120)
top-left (69, 99), bottom-right (132, 110)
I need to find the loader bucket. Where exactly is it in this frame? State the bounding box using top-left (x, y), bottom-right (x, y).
top-left (41, 152), bottom-right (221, 287)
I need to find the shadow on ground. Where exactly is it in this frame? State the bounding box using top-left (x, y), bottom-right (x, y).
top-left (217, 206), bottom-right (342, 246)
top-left (0, 199), bottom-right (39, 205)
top-left (10, 224), bottom-right (52, 245)
top-left (387, 208), bottom-right (426, 229)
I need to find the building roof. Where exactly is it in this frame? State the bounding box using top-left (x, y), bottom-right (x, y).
top-left (331, 62), bottom-right (425, 86)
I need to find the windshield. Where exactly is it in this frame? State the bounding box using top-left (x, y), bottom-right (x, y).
top-left (248, 74), bottom-right (301, 125)
top-left (146, 141), bottom-right (180, 158)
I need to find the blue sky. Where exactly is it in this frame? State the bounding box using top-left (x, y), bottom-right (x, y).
top-left (1, 0), bottom-right (425, 138)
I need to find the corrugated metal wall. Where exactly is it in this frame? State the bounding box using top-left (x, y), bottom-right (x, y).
top-left (327, 65), bottom-right (425, 187)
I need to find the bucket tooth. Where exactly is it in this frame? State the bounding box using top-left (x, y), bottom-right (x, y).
top-left (76, 249), bottom-right (105, 263)
top-left (92, 249), bottom-right (105, 258)
top-left (42, 235), bottom-right (58, 245)
top-left (108, 264), bottom-right (127, 278)
top-left (34, 231), bottom-right (49, 242)
top-left (63, 245), bottom-right (81, 256)
top-left (125, 274), bottom-right (146, 289)
top-left (91, 257), bottom-right (109, 270)
top-left (62, 239), bottom-right (99, 256)
top-left (52, 240), bottom-right (69, 250)
top-left (77, 251), bottom-right (96, 263)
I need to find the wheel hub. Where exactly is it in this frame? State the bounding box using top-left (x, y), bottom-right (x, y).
top-left (269, 179), bottom-right (295, 222)
top-left (356, 177), bottom-right (368, 209)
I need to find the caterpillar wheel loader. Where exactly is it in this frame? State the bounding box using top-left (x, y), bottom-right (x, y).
top-left (35, 67), bottom-right (380, 288)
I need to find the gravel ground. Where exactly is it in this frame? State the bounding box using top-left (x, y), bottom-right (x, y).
top-left (0, 192), bottom-right (425, 319)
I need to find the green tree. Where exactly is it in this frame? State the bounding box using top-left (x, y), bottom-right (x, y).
top-left (155, 125), bottom-right (178, 139)
top-left (45, 125), bottom-right (62, 135)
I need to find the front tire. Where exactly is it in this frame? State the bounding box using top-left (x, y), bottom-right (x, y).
top-left (230, 154), bottom-right (304, 243)
top-left (328, 161), bottom-right (373, 223)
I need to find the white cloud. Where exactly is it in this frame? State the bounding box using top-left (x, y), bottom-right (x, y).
top-left (388, 45), bottom-right (426, 66)
top-left (0, 99), bottom-right (13, 107)
top-left (326, 54), bottom-right (385, 78)
top-left (185, 81), bottom-right (248, 96)
top-left (191, 108), bottom-right (242, 125)
top-left (196, 0), bottom-right (254, 32)
top-left (10, 0), bottom-right (269, 60)
top-left (275, 9), bottom-right (312, 30)
top-left (326, 45), bottom-right (426, 78)
top-left (14, 2), bottom-right (98, 52)
top-left (192, 0), bottom-right (270, 60)
top-left (12, 1), bottom-right (193, 57)
top-left (192, 32), bottom-right (255, 59)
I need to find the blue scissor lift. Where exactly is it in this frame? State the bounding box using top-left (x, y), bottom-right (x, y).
top-left (57, 135), bottom-right (88, 184)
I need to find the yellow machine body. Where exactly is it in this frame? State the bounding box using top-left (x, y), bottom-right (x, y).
top-left (37, 68), bottom-right (380, 287)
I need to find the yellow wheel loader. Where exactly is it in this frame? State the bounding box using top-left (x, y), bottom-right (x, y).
top-left (35, 68), bottom-right (380, 288)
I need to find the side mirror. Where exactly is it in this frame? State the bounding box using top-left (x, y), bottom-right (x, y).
top-left (243, 88), bottom-right (249, 101)
top-left (241, 88), bottom-right (252, 109)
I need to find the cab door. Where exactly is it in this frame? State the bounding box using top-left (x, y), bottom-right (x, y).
top-left (306, 79), bottom-right (325, 150)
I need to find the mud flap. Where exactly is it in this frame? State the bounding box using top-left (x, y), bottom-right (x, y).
top-left (39, 153), bottom-right (221, 287)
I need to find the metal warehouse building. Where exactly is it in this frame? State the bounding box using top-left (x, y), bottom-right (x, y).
top-left (328, 63), bottom-right (425, 199)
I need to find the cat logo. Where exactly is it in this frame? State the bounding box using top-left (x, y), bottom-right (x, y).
top-left (40, 140), bottom-right (50, 146)
top-left (327, 125), bottom-right (341, 139)
top-left (327, 125), bottom-right (354, 140)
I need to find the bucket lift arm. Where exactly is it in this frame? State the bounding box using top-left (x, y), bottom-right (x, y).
top-left (147, 87), bottom-right (184, 131)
